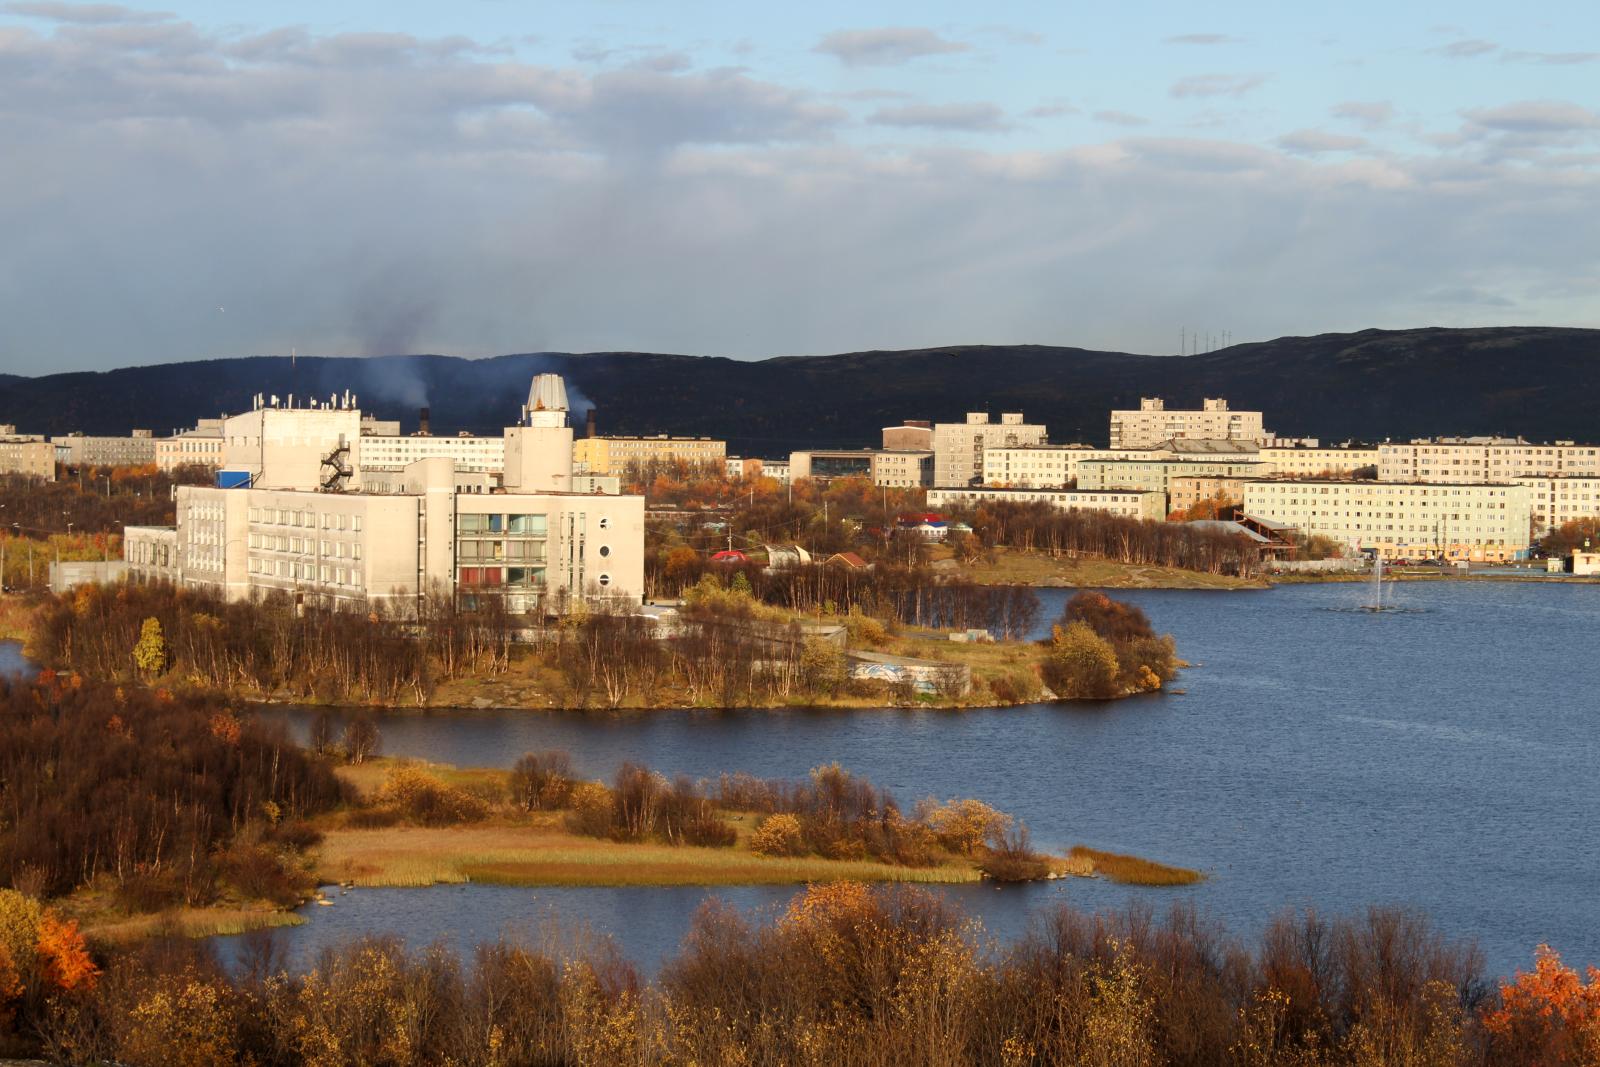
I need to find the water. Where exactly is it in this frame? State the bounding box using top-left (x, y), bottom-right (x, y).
top-left (229, 581), bottom-right (1596, 978)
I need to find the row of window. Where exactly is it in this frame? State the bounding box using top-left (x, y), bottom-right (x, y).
top-left (457, 513), bottom-right (549, 535)
top-left (247, 532), bottom-right (364, 559)
top-left (248, 506), bottom-right (363, 531)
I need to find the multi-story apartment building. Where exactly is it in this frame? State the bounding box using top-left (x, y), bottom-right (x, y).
top-left (982, 445), bottom-right (1114, 488)
top-left (1169, 476), bottom-right (1248, 515)
top-left (1257, 445), bottom-right (1379, 478)
top-left (789, 449), bottom-right (934, 488)
top-left (1241, 479), bottom-right (1531, 561)
top-left (52, 429), bottom-right (158, 467)
top-left (358, 433), bottom-right (505, 474)
top-left (1109, 398), bottom-right (1269, 450)
top-left (572, 435), bottom-right (726, 476)
top-left (155, 420), bottom-right (224, 472)
top-left (1513, 477), bottom-right (1600, 536)
top-left (0, 427), bottom-right (55, 480)
top-left (1378, 438), bottom-right (1600, 483)
top-left (1077, 458), bottom-right (1267, 502)
top-left (127, 376), bottom-right (644, 615)
top-left (927, 486), bottom-right (1167, 521)
top-left (931, 413), bottom-right (1046, 487)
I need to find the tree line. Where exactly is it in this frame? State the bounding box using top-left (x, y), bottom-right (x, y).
top-left (0, 884), bottom-right (1592, 1065)
top-left (965, 500), bottom-right (1263, 576)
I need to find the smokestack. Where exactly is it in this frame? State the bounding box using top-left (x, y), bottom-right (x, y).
top-left (586, 408), bottom-right (597, 439)
top-left (419, 406), bottom-right (431, 436)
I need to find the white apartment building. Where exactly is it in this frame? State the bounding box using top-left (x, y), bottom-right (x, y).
top-left (932, 413), bottom-right (1046, 487)
top-left (156, 420), bottom-right (225, 472)
top-left (1378, 438), bottom-right (1600, 483)
top-left (928, 486), bottom-right (1167, 521)
top-left (1513, 477), bottom-right (1600, 536)
top-left (982, 445), bottom-right (1117, 489)
top-left (1257, 446), bottom-right (1379, 479)
top-left (1241, 479), bottom-right (1531, 561)
top-left (1109, 398), bottom-right (1269, 450)
top-left (52, 430), bottom-right (158, 467)
top-left (359, 433), bottom-right (506, 474)
top-left (1076, 458), bottom-right (1267, 501)
top-left (129, 375), bottom-right (645, 615)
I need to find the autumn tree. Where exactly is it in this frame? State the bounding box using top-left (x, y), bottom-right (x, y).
top-left (1482, 944), bottom-right (1600, 1065)
top-left (132, 616), bottom-right (167, 676)
top-left (343, 716), bottom-right (381, 765)
top-left (1042, 622), bottom-right (1120, 699)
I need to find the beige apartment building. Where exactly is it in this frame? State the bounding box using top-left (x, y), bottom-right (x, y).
top-left (1513, 477), bottom-right (1600, 536)
top-left (1169, 476), bottom-right (1248, 514)
top-left (52, 429), bottom-right (157, 467)
top-left (1077, 458), bottom-right (1267, 503)
top-left (932, 413), bottom-right (1047, 487)
top-left (982, 445), bottom-right (1116, 488)
top-left (1258, 445), bottom-right (1379, 478)
top-left (573, 435), bottom-right (726, 476)
top-left (1378, 438), bottom-right (1600, 482)
top-left (1241, 479), bottom-right (1531, 561)
top-left (156, 420), bottom-right (224, 472)
top-left (0, 429), bottom-right (55, 480)
top-left (927, 486), bottom-right (1167, 521)
top-left (1109, 398), bottom-right (1269, 450)
top-left (128, 376), bottom-right (644, 615)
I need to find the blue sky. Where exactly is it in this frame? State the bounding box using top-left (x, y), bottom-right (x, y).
top-left (1, 0), bottom-right (1597, 370)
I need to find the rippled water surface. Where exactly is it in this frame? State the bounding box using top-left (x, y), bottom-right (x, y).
top-left (238, 581), bottom-right (1600, 977)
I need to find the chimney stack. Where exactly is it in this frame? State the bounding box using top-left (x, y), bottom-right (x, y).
top-left (585, 408), bottom-right (597, 439)
top-left (418, 406), bottom-right (431, 436)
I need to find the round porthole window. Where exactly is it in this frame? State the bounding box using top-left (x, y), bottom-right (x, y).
top-left (598, 517), bottom-right (611, 529)
top-left (599, 545), bottom-right (611, 557)
top-left (597, 573), bottom-right (612, 587)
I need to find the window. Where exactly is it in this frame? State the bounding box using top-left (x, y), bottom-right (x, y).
top-left (598, 545), bottom-right (611, 557)
top-left (598, 516), bottom-right (610, 530)
top-left (597, 573), bottom-right (612, 587)
top-left (507, 513), bottom-right (546, 535)
top-left (457, 513), bottom-right (488, 534)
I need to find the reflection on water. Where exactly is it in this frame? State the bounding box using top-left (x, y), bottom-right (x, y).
top-left (234, 581), bottom-right (1596, 978)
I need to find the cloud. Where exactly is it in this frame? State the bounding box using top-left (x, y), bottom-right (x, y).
top-left (1332, 100), bottom-right (1394, 129)
top-left (1502, 50), bottom-right (1600, 65)
top-left (1435, 38), bottom-right (1498, 58)
top-left (1165, 34), bottom-right (1243, 45)
top-left (813, 26), bottom-right (968, 67)
top-left (1025, 102), bottom-right (1078, 118)
top-left (1463, 101), bottom-right (1600, 134)
top-left (1170, 73), bottom-right (1267, 98)
top-left (2, 15), bottom-right (1599, 371)
top-left (1, 1), bottom-right (172, 23)
top-left (867, 102), bottom-right (1009, 132)
top-left (1093, 109), bottom-right (1148, 127)
top-left (1277, 129), bottom-right (1368, 154)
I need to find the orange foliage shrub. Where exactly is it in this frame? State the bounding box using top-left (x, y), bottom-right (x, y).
top-left (35, 913), bottom-right (98, 993)
top-left (1481, 944), bottom-right (1600, 1065)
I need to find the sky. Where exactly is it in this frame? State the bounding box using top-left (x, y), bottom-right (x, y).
top-left (1, 1), bottom-right (1598, 372)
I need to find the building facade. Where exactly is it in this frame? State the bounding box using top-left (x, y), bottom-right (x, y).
top-left (1513, 476), bottom-right (1600, 536)
top-left (52, 430), bottom-right (158, 467)
top-left (790, 449), bottom-right (933, 487)
top-left (156, 420), bottom-right (225, 472)
top-left (1109, 398), bottom-right (1268, 450)
top-left (1240, 479), bottom-right (1531, 561)
top-left (882, 421), bottom-right (933, 451)
top-left (927, 486), bottom-right (1167, 521)
top-left (931, 413), bottom-right (1047, 487)
top-left (572, 435), bottom-right (726, 475)
top-left (1258, 445), bottom-right (1379, 479)
top-left (1076, 458), bottom-right (1267, 502)
top-left (1377, 438), bottom-right (1600, 483)
top-left (359, 433), bottom-right (506, 474)
top-left (0, 433), bottom-right (55, 480)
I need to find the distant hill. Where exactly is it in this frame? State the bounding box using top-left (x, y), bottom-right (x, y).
top-left (3, 327), bottom-right (1597, 453)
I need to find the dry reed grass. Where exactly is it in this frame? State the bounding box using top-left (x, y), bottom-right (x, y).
top-left (1070, 845), bottom-right (1205, 885)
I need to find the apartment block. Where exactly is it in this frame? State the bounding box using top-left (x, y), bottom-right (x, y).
top-left (1109, 398), bottom-right (1268, 450)
top-left (982, 445), bottom-right (1116, 488)
top-left (1169, 476), bottom-right (1248, 514)
top-left (572, 435), bottom-right (726, 475)
top-left (52, 429), bottom-right (157, 467)
top-left (1241, 479), bottom-right (1531, 561)
top-left (932, 413), bottom-right (1046, 487)
top-left (359, 433), bottom-right (506, 474)
top-left (927, 486), bottom-right (1167, 521)
top-left (1257, 445), bottom-right (1379, 479)
top-left (1077, 458), bottom-right (1267, 501)
top-left (790, 449), bottom-right (933, 488)
top-left (1377, 438), bottom-right (1600, 482)
top-left (155, 420), bottom-right (224, 472)
top-left (0, 430), bottom-right (55, 480)
top-left (882, 420), bottom-right (933, 451)
top-left (1513, 477), bottom-right (1600, 536)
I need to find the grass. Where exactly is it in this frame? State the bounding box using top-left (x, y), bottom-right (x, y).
top-left (315, 823), bottom-right (983, 888)
top-left (79, 907), bottom-right (307, 943)
top-left (960, 549), bottom-right (1264, 590)
top-left (0, 595), bottom-right (35, 643)
top-left (1069, 846), bottom-right (1206, 886)
top-left (336, 757), bottom-right (509, 801)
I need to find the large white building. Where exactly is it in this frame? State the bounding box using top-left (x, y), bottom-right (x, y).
top-left (932, 412), bottom-right (1047, 487)
top-left (1513, 476), bottom-right (1600, 537)
top-left (928, 486), bottom-right (1167, 521)
top-left (1377, 438), bottom-right (1600, 483)
top-left (128, 376), bottom-right (644, 615)
top-left (1109, 398), bottom-right (1270, 450)
top-left (1241, 479), bottom-right (1531, 561)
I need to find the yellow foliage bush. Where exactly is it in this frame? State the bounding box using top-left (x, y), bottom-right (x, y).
top-left (749, 813), bottom-right (805, 857)
top-left (120, 970), bottom-right (237, 1067)
top-left (923, 798), bottom-right (1012, 857)
top-left (376, 765), bottom-right (490, 826)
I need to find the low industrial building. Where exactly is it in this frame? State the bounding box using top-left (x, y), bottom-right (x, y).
top-left (789, 449), bottom-right (933, 488)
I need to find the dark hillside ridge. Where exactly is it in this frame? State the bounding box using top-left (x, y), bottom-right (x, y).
top-left (3, 327), bottom-right (1595, 452)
